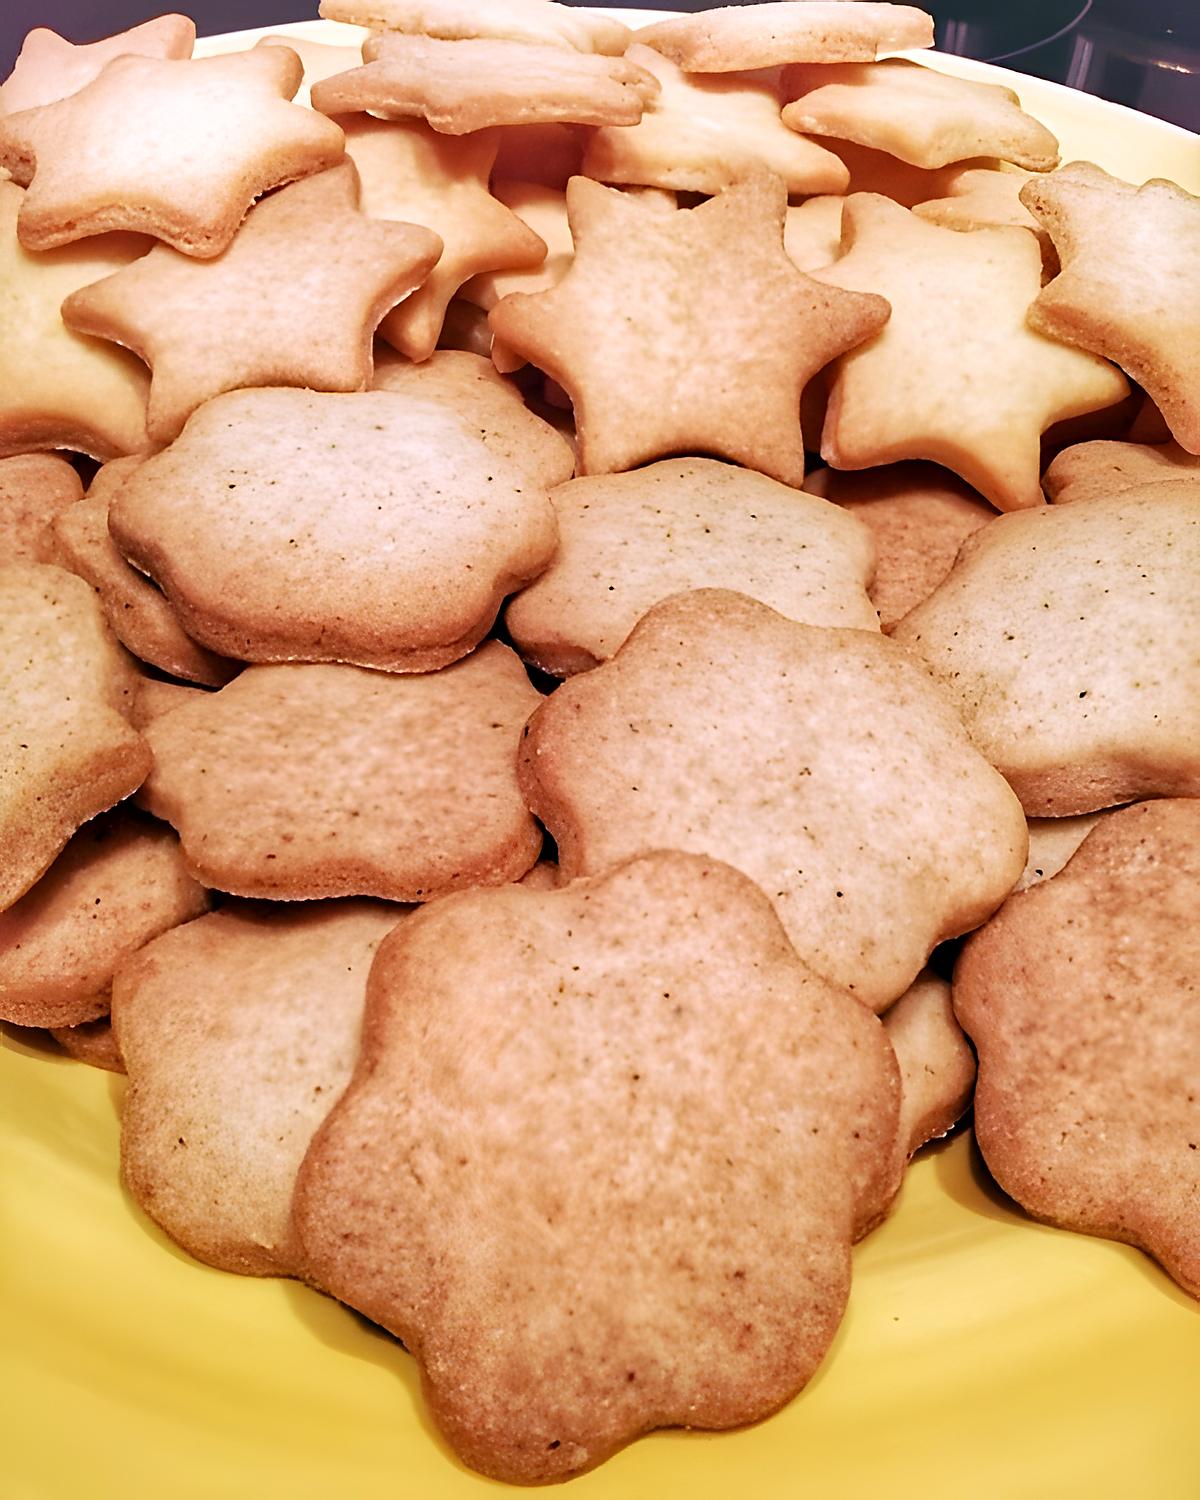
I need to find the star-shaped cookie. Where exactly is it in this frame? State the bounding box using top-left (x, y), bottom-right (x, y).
top-left (0, 14), bottom-right (195, 115)
top-left (61, 160), bottom-right (442, 443)
top-left (813, 194), bottom-right (1129, 509)
top-left (318, 0), bottom-right (633, 54)
top-left (634, 2), bottom-right (934, 70)
top-left (0, 46), bottom-right (346, 256)
top-left (489, 172), bottom-right (890, 485)
top-left (0, 180), bottom-right (149, 459)
top-left (1020, 162), bottom-right (1200, 454)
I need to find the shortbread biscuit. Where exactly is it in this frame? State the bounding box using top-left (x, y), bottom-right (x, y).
top-left (954, 798), bottom-right (1200, 1298)
top-left (459, 178), bottom-right (574, 312)
top-left (1043, 438), bottom-right (1200, 505)
top-left (505, 458), bottom-right (878, 675)
top-left (893, 485), bottom-right (1200, 813)
top-left (258, 35), bottom-right (362, 108)
top-left (519, 589), bottom-right (1026, 1010)
top-left (108, 388), bottom-right (558, 673)
top-left (49, 1016), bottom-right (123, 1072)
top-left (0, 47), bottom-right (345, 256)
top-left (813, 194), bottom-right (1129, 510)
top-left (0, 809), bottom-right (208, 1029)
top-left (295, 850), bottom-right (902, 1483)
top-left (582, 44), bottom-right (849, 197)
top-left (128, 676), bottom-right (208, 733)
top-left (62, 160), bottom-right (442, 443)
top-left (311, 34), bottom-right (659, 134)
top-left (784, 195), bottom-right (845, 273)
top-left (0, 14), bottom-right (195, 114)
top-left (0, 563), bottom-right (149, 911)
top-left (804, 462), bottom-right (994, 629)
top-left (1016, 812), bottom-right (1104, 891)
top-left (635, 2), bottom-right (934, 71)
top-left (140, 645), bottom-right (543, 900)
top-left (490, 173), bottom-right (889, 487)
top-left (913, 164), bottom-right (1049, 252)
top-left (0, 180), bottom-right (149, 460)
top-left (783, 60), bottom-right (1059, 172)
top-left (0, 453), bottom-right (81, 562)
top-left (46, 458), bottom-right (238, 688)
top-left (371, 349), bottom-right (574, 489)
top-left (116, 900), bottom-right (402, 1276)
top-left (318, 0), bottom-right (632, 55)
top-left (883, 969), bottom-right (976, 1159)
top-left (1021, 163), bottom-right (1200, 454)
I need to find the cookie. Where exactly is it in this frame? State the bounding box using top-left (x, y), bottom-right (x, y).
top-left (0, 179), bottom-right (149, 460)
top-left (294, 849), bottom-right (902, 1482)
top-left (490, 173), bottom-right (890, 487)
top-left (1020, 163), bottom-right (1200, 454)
top-left (912, 164), bottom-right (1050, 255)
top-left (0, 46), bottom-right (345, 256)
top-left (107, 388), bottom-right (558, 673)
top-left (45, 457), bottom-right (238, 688)
top-left (0, 14), bottom-right (195, 114)
top-left (784, 195), bottom-right (845, 273)
top-left (116, 900), bottom-right (402, 1276)
top-left (0, 563), bottom-right (149, 911)
top-left (813, 193), bottom-right (1129, 510)
top-left (803, 461), bottom-right (995, 630)
top-left (1043, 438), bottom-right (1200, 505)
top-left (883, 969), bottom-right (976, 1159)
top-left (318, 0), bottom-right (632, 55)
top-left (0, 808), bottom-right (208, 1029)
top-left (257, 34), bottom-right (362, 108)
top-left (505, 457), bottom-right (879, 676)
top-left (0, 453), bottom-right (82, 562)
top-left (519, 588), bottom-right (1026, 1010)
top-left (62, 160), bottom-right (442, 443)
top-left (634, 2), bottom-right (934, 71)
top-left (49, 1016), bottom-right (123, 1072)
top-left (581, 44), bottom-right (849, 197)
top-left (893, 485), bottom-right (1200, 813)
top-left (954, 798), bottom-right (1200, 1298)
top-left (1016, 811), bottom-right (1104, 891)
top-left (128, 676), bottom-right (208, 733)
top-left (139, 644), bottom-right (543, 900)
top-left (311, 34), bottom-right (660, 134)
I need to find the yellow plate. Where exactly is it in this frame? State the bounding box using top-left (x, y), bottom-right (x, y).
top-left (3, 13), bottom-right (1199, 1498)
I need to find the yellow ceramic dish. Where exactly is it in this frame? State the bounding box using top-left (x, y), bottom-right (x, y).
top-left (2, 13), bottom-right (1198, 1499)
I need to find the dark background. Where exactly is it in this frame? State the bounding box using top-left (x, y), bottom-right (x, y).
top-left (2, 1), bottom-right (1197, 129)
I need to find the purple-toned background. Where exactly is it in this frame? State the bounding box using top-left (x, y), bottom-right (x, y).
top-left (2, 1), bottom-right (1197, 129)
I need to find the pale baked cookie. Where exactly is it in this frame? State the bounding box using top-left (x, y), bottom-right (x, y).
top-left (1016, 812), bottom-right (1105, 891)
top-left (913, 164), bottom-right (1049, 253)
top-left (784, 196), bottom-right (845, 273)
top-left (108, 388), bottom-right (557, 673)
top-left (294, 850), bottom-right (902, 1483)
top-left (49, 1016), bottom-right (123, 1072)
top-left (490, 173), bottom-right (890, 487)
top-left (1043, 438), bottom-right (1200, 505)
top-left (813, 194), bottom-right (1129, 510)
top-left (0, 453), bottom-right (81, 562)
top-left (0, 563), bottom-right (149, 911)
top-left (782, 59), bottom-right (1059, 172)
top-left (582, 44), bottom-right (849, 197)
top-left (319, 0), bottom-right (632, 54)
top-left (833, 140), bottom-right (968, 207)
top-left (339, 117), bottom-right (546, 363)
top-left (62, 160), bottom-right (442, 444)
top-left (1021, 163), bottom-right (1200, 454)
top-left (257, 35), bottom-right (362, 108)
top-left (635, 2), bottom-right (934, 71)
top-left (0, 180), bottom-right (149, 460)
top-left (371, 349), bottom-right (574, 489)
top-left (0, 809), bottom-right (208, 1029)
top-left (0, 14), bottom-right (195, 114)
top-left (311, 34), bottom-right (659, 134)
top-left (116, 900), bottom-right (401, 1276)
top-left (506, 458), bottom-right (878, 676)
top-left (128, 677), bottom-right (208, 733)
top-left (460, 178), bottom-right (574, 313)
top-left (893, 485), bottom-right (1200, 814)
top-left (954, 799), bottom-right (1200, 1299)
top-left (520, 589), bottom-right (1026, 1011)
top-left (45, 457), bottom-right (238, 688)
top-left (0, 47), bottom-right (345, 256)
top-left (883, 969), bottom-right (975, 1159)
top-left (140, 645), bottom-right (543, 900)
top-left (803, 462), bottom-right (995, 630)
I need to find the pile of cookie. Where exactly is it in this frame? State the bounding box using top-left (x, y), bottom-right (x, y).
top-left (1, 0), bottom-right (1198, 1484)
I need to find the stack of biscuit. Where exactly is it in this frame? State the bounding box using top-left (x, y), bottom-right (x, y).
top-left (0, 0), bottom-right (1197, 1485)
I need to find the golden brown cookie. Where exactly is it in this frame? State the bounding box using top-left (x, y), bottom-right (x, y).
top-left (0, 453), bottom-right (82, 562)
top-left (0, 14), bottom-right (195, 114)
top-left (295, 850), bottom-right (902, 1483)
top-left (519, 588), bottom-right (1026, 1010)
top-left (634, 2), bottom-right (934, 71)
top-left (107, 387), bottom-right (558, 673)
top-left (1043, 438), bottom-right (1200, 505)
top-left (0, 808), bottom-right (208, 1029)
top-left (893, 485), bottom-right (1200, 813)
top-left (490, 173), bottom-right (890, 486)
top-left (115, 899), bottom-right (402, 1276)
top-left (954, 798), bottom-right (1200, 1298)
top-left (140, 645), bottom-right (543, 901)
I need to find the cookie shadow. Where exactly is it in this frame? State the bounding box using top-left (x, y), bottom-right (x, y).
top-left (1, 1019), bottom-right (71, 1064)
